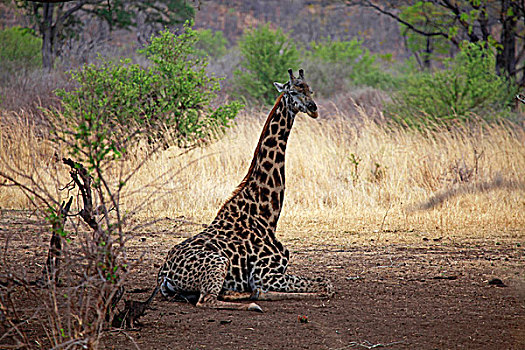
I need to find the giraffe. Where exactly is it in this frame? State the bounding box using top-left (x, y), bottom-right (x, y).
top-left (156, 69), bottom-right (333, 312)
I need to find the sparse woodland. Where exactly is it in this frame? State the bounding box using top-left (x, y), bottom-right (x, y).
top-left (0, 1), bottom-right (524, 349)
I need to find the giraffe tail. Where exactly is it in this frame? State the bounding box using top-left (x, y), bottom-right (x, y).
top-left (112, 284), bottom-right (160, 328)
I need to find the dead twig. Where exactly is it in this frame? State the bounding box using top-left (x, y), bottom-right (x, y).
top-left (62, 158), bottom-right (98, 232)
top-left (106, 329), bottom-right (141, 350)
top-left (379, 205), bottom-right (392, 232)
top-left (333, 339), bottom-right (405, 349)
top-left (40, 196), bottom-right (74, 284)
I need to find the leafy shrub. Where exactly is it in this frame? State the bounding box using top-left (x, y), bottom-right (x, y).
top-left (0, 26), bottom-right (42, 71)
top-left (234, 24), bottom-right (300, 105)
top-left (386, 42), bottom-right (517, 128)
top-left (50, 22), bottom-right (242, 168)
top-left (195, 29), bottom-right (228, 58)
top-left (302, 38), bottom-right (397, 97)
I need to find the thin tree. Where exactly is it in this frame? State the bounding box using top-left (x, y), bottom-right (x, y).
top-left (347, 0), bottom-right (525, 86)
top-left (14, 0), bottom-right (195, 70)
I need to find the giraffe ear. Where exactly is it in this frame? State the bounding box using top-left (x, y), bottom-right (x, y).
top-left (273, 82), bottom-right (285, 92)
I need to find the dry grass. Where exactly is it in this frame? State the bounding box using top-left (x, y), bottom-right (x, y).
top-left (1, 106), bottom-right (524, 245)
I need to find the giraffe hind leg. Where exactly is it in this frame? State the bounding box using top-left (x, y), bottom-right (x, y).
top-left (160, 277), bottom-right (200, 304)
top-left (169, 292), bottom-right (200, 304)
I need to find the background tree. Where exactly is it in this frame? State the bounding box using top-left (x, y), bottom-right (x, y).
top-left (0, 26), bottom-right (42, 72)
top-left (398, 2), bottom-right (453, 70)
top-left (302, 37), bottom-right (397, 97)
top-left (386, 41), bottom-right (517, 128)
top-left (194, 28), bottom-right (229, 59)
top-left (234, 24), bottom-right (300, 105)
top-left (13, 0), bottom-right (195, 70)
top-left (348, 0), bottom-right (525, 86)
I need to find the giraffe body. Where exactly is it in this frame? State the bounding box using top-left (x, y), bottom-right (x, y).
top-left (157, 69), bottom-right (333, 311)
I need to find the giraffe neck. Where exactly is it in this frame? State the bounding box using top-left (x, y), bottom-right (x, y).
top-left (211, 93), bottom-right (296, 234)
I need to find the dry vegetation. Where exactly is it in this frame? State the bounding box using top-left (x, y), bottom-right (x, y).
top-left (2, 102), bottom-right (524, 245)
top-left (1, 97), bottom-right (524, 349)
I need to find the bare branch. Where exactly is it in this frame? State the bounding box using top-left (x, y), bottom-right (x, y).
top-left (0, 171), bottom-right (56, 209)
top-left (57, 0), bottom-right (90, 25)
top-left (352, 0), bottom-right (451, 40)
top-left (39, 196), bottom-right (74, 283)
top-left (62, 158), bottom-right (99, 231)
top-left (439, 0), bottom-right (480, 43)
top-left (27, 1), bottom-right (77, 3)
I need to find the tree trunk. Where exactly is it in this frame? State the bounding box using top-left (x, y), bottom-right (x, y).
top-left (423, 37), bottom-right (432, 71)
top-left (496, 0), bottom-right (517, 80)
top-left (41, 4), bottom-right (55, 71)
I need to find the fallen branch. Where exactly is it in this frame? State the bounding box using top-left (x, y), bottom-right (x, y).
top-left (333, 339), bottom-right (405, 349)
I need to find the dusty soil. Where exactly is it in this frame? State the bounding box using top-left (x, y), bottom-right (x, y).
top-left (1, 210), bottom-right (524, 349)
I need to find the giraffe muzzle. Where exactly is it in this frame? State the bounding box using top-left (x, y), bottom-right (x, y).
top-left (306, 102), bottom-right (318, 118)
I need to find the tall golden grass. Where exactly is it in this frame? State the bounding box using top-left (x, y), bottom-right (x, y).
top-left (1, 107), bottom-right (524, 244)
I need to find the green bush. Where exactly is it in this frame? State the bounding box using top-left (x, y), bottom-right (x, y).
top-left (50, 22), bottom-right (242, 169)
top-left (303, 38), bottom-right (397, 96)
top-left (386, 42), bottom-right (517, 128)
top-left (0, 26), bottom-right (42, 71)
top-left (311, 39), bottom-right (378, 87)
top-left (234, 24), bottom-right (300, 105)
top-left (195, 29), bottom-right (228, 58)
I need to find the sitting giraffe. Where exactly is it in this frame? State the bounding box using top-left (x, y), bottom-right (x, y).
top-left (156, 69), bottom-right (333, 312)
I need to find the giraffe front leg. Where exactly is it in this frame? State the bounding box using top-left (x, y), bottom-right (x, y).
top-left (196, 255), bottom-right (263, 312)
top-left (251, 274), bottom-right (334, 301)
top-left (198, 293), bottom-right (263, 312)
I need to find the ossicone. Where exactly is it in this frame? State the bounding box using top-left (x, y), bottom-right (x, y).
top-left (287, 68), bottom-right (295, 81)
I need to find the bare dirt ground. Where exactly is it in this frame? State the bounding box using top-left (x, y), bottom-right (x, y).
top-left (1, 210), bottom-right (524, 349)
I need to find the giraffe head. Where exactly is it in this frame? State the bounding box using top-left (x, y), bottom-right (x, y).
top-left (274, 69), bottom-right (318, 118)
